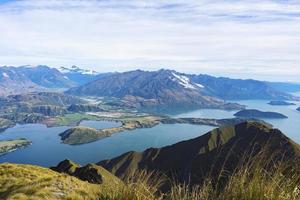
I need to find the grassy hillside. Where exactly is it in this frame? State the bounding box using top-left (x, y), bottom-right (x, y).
top-left (99, 121), bottom-right (300, 187)
top-left (0, 163), bottom-right (103, 200)
top-left (1, 161), bottom-right (299, 200)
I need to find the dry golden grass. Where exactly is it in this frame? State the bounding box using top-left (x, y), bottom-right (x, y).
top-left (1, 158), bottom-right (299, 200)
top-left (0, 163), bottom-right (102, 200)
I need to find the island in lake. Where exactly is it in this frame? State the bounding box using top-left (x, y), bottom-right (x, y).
top-left (60, 116), bottom-right (269, 145)
top-left (234, 109), bottom-right (288, 119)
top-left (0, 139), bottom-right (31, 155)
top-left (267, 100), bottom-right (296, 106)
top-left (297, 107), bottom-right (300, 112)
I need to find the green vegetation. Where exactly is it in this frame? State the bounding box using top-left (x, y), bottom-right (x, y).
top-left (234, 109), bottom-right (288, 119)
top-left (0, 139), bottom-right (31, 155)
top-left (46, 113), bottom-right (101, 126)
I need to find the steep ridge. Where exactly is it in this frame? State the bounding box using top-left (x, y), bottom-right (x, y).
top-left (98, 121), bottom-right (300, 186)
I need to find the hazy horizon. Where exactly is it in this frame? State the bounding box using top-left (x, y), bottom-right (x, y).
top-left (1, 0), bottom-right (300, 82)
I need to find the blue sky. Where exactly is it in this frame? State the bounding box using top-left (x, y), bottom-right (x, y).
top-left (0, 0), bottom-right (300, 81)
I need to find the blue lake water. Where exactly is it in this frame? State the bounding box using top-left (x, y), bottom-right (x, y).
top-left (174, 100), bottom-right (300, 143)
top-left (0, 99), bottom-right (299, 167)
top-left (0, 122), bottom-right (212, 167)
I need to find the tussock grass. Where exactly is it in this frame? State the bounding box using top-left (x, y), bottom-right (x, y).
top-left (0, 163), bottom-right (102, 200)
top-left (1, 157), bottom-right (299, 200)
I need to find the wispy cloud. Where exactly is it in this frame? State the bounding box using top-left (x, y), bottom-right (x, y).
top-left (0, 0), bottom-right (300, 81)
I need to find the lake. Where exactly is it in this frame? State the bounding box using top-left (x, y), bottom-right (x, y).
top-left (0, 99), bottom-right (299, 167)
top-left (174, 100), bottom-right (300, 144)
top-left (0, 121), bottom-right (212, 166)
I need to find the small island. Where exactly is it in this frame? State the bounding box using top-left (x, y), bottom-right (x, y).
top-left (297, 107), bottom-right (300, 112)
top-left (267, 101), bottom-right (296, 106)
top-left (60, 117), bottom-right (160, 145)
top-left (234, 109), bottom-right (288, 119)
top-left (0, 139), bottom-right (31, 155)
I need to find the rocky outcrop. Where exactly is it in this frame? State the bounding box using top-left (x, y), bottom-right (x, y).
top-left (51, 159), bottom-right (120, 184)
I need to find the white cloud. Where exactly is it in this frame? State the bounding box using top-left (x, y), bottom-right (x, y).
top-left (0, 0), bottom-right (300, 81)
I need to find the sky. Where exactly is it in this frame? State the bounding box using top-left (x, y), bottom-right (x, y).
top-left (0, 0), bottom-right (300, 82)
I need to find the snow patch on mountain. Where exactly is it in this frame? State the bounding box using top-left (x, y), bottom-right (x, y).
top-left (171, 72), bottom-right (204, 89)
top-left (2, 72), bottom-right (9, 78)
top-left (195, 83), bottom-right (204, 88)
top-left (59, 66), bottom-right (98, 75)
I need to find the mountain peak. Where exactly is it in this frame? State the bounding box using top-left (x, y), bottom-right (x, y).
top-left (98, 121), bottom-right (300, 186)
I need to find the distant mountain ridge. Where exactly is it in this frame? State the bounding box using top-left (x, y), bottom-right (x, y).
top-left (189, 74), bottom-right (297, 100)
top-left (1, 66), bottom-right (298, 104)
top-left (66, 69), bottom-right (244, 109)
top-left (98, 121), bottom-right (300, 186)
top-left (66, 69), bottom-right (298, 109)
top-left (59, 65), bottom-right (113, 85)
top-left (59, 65), bottom-right (99, 75)
top-left (0, 65), bottom-right (100, 96)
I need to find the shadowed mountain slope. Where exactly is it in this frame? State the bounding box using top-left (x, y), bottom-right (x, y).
top-left (98, 121), bottom-right (300, 186)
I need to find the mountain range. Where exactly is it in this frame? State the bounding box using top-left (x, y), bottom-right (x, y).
top-left (66, 69), bottom-right (298, 109)
top-left (0, 65), bottom-right (99, 96)
top-left (1, 66), bottom-right (299, 109)
top-left (67, 69), bottom-right (244, 109)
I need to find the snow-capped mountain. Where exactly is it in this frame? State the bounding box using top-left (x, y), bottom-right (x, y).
top-left (59, 65), bottom-right (104, 85)
top-left (66, 69), bottom-right (298, 108)
top-left (0, 65), bottom-right (78, 96)
top-left (59, 66), bottom-right (99, 75)
top-left (171, 72), bottom-right (204, 89)
top-left (0, 65), bottom-right (101, 96)
top-left (66, 69), bottom-right (243, 109)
